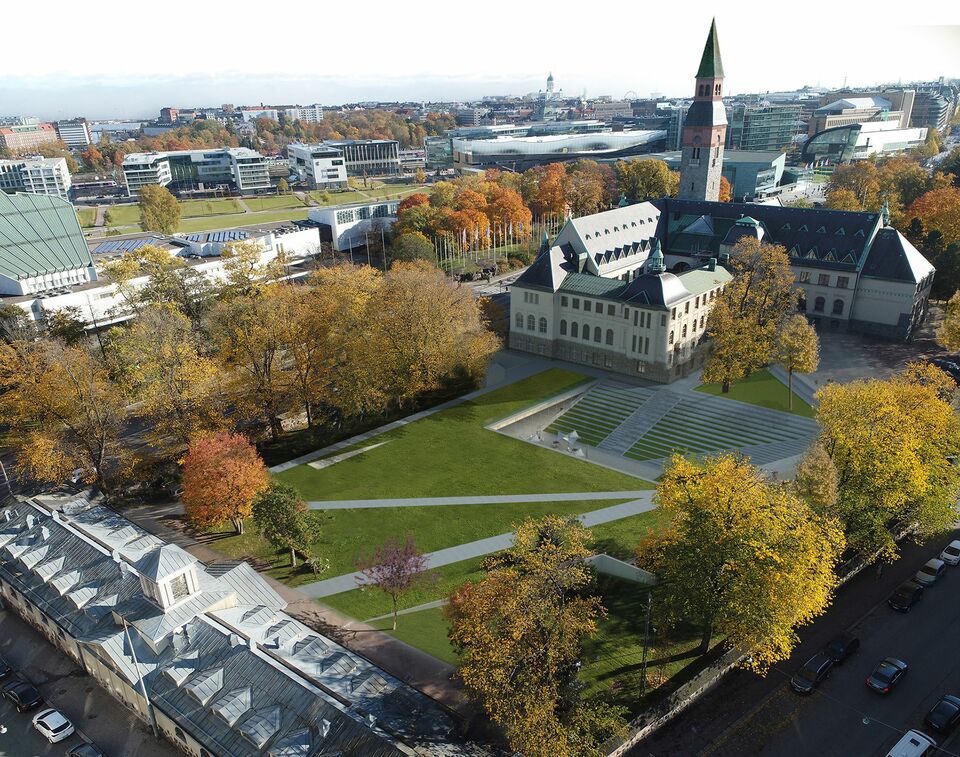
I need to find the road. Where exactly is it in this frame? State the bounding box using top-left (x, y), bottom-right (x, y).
top-left (628, 527), bottom-right (960, 757)
top-left (0, 609), bottom-right (176, 757)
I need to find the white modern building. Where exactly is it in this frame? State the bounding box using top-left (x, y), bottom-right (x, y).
top-left (122, 148), bottom-right (270, 197)
top-left (802, 120), bottom-right (929, 164)
top-left (0, 156), bottom-right (72, 200)
top-left (239, 107), bottom-right (279, 122)
top-left (324, 139), bottom-right (401, 176)
top-left (282, 104), bottom-right (324, 123)
top-left (287, 143), bottom-right (347, 189)
top-left (54, 118), bottom-right (93, 148)
top-left (308, 200), bottom-right (399, 252)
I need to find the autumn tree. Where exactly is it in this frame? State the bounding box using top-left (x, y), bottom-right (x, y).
top-left (522, 163), bottom-right (569, 218)
top-left (447, 516), bottom-right (625, 757)
top-left (615, 158), bottom-right (677, 200)
top-left (825, 188), bottom-right (863, 212)
top-left (814, 364), bottom-right (960, 561)
top-left (0, 341), bottom-right (134, 498)
top-left (252, 481), bottom-right (316, 567)
top-left (644, 454), bottom-right (844, 669)
top-left (719, 175), bottom-right (733, 202)
top-left (908, 186), bottom-right (960, 248)
top-left (390, 231), bottom-right (436, 264)
top-left (356, 534), bottom-right (430, 630)
top-left (774, 314), bottom-right (819, 409)
top-left (414, 167), bottom-right (426, 184)
top-left (138, 184), bottom-right (181, 234)
top-left (108, 306), bottom-right (225, 451)
top-left (276, 177), bottom-right (289, 195)
top-left (0, 304), bottom-right (34, 343)
top-left (181, 431), bottom-right (268, 534)
top-left (218, 240), bottom-right (283, 299)
top-left (397, 192), bottom-right (429, 213)
top-left (937, 290), bottom-right (960, 351)
top-left (566, 160), bottom-right (607, 216)
top-left (793, 443), bottom-right (839, 512)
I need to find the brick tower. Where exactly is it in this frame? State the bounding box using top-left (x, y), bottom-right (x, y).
top-left (679, 19), bottom-right (727, 201)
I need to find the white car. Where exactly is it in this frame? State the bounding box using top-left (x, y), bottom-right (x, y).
top-left (914, 558), bottom-right (946, 586)
top-left (31, 708), bottom-right (74, 743)
top-left (940, 540), bottom-right (960, 566)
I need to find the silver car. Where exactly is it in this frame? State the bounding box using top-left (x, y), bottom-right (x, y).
top-left (915, 558), bottom-right (946, 586)
top-left (940, 540), bottom-right (960, 566)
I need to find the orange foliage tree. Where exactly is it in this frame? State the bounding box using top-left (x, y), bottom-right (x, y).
top-left (181, 431), bottom-right (269, 535)
top-left (719, 175), bottom-right (733, 202)
top-left (397, 193), bottom-right (429, 213)
top-left (908, 187), bottom-right (960, 247)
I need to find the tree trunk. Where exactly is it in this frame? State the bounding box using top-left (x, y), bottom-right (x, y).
top-left (305, 402), bottom-right (313, 429)
top-left (788, 367), bottom-right (794, 411)
top-left (290, 547), bottom-right (297, 568)
top-left (722, 378), bottom-right (731, 394)
top-left (392, 595), bottom-right (398, 631)
top-left (233, 517), bottom-right (243, 535)
top-left (269, 415), bottom-right (282, 441)
top-left (699, 622), bottom-right (713, 655)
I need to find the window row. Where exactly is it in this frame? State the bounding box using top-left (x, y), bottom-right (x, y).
top-left (809, 297), bottom-right (845, 315)
top-left (798, 271), bottom-right (850, 289)
top-left (523, 291), bottom-right (540, 305)
top-left (559, 295), bottom-right (616, 316)
top-left (559, 320), bottom-right (615, 345)
top-left (515, 313), bottom-right (548, 333)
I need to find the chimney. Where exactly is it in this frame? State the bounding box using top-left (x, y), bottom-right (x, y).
top-left (708, 257), bottom-right (717, 271)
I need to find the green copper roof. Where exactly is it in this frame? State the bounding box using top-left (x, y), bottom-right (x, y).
top-left (695, 19), bottom-right (724, 79)
top-left (0, 192), bottom-right (93, 281)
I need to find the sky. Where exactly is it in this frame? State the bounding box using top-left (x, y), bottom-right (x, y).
top-left (2, 0), bottom-right (959, 120)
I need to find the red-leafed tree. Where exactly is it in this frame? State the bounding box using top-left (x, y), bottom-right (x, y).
top-left (356, 534), bottom-right (430, 630)
top-left (181, 431), bottom-right (269, 535)
top-left (397, 192), bottom-right (430, 213)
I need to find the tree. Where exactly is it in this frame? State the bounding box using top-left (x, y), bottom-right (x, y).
top-left (566, 160), bottom-right (607, 216)
top-left (719, 175), bottom-right (732, 202)
top-left (908, 187), bottom-right (960, 248)
top-left (0, 304), bottom-right (34, 343)
top-left (181, 431), bottom-right (268, 534)
top-left (390, 231), bottom-right (436, 264)
top-left (522, 163), bottom-right (569, 218)
top-left (397, 192), bottom-right (429, 213)
top-left (138, 184), bottom-right (181, 234)
top-left (414, 167), bottom-right (426, 184)
top-left (276, 177), bottom-right (289, 195)
top-left (937, 290), bottom-right (960, 351)
top-left (774, 314), bottom-right (819, 409)
top-left (0, 341), bottom-right (134, 498)
top-left (44, 307), bottom-right (86, 345)
top-left (357, 534), bottom-right (429, 630)
top-left (937, 147), bottom-right (960, 188)
top-left (447, 516), bottom-right (624, 757)
top-left (825, 188), bottom-right (863, 212)
top-left (644, 454), bottom-right (844, 669)
top-left (252, 481), bottom-right (315, 567)
top-left (793, 443), bottom-right (838, 512)
top-left (218, 240), bottom-right (283, 299)
top-left (815, 365), bottom-right (960, 561)
top-left (615, 159), bottom-right (676, 200)
top-left (108, 306), bottom-right (225, 451)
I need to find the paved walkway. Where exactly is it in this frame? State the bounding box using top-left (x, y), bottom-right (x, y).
top-left (357, 598), bottom-right (449, 626)
top-left (306, 490), bottom-right (650, 509)
top-left (306, 441), bottom-right (389, 471)
top-left (298, 494), bottom-right (656, 598)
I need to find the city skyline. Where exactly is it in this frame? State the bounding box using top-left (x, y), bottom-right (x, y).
top-left (1, 2), bottom-right (958, 119)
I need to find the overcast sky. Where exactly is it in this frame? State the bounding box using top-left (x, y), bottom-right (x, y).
top-left (2, 0), bottom-right (959, 120)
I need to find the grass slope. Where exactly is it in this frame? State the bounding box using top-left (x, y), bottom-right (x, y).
top-left (276, 369), bottom-right (649, 500)
top-left (696, 368), bottom-right (814, 418)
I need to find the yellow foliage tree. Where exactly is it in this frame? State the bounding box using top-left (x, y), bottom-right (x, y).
top-left (937, 290), bottom-right (960, 351)
top-left (774, 314), bottom-right (819, 409)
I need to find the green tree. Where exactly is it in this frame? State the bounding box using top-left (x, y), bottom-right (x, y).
top-left (138, 184), bottom-right (181, 234)
top-left (276, 177), bottom-right (289, 195)
top-left (0, 304), bottom-right (35, 343)
top-left (390, 231), bottom-right (436, 264)
top-left (644, 453), bottom-right (844, 668)
top-left (774, 314), bottom-right (819, 410)
top-left (43, 307), bottom-right (86, 345)
top-left (252, 481), bottom-right (315, 567)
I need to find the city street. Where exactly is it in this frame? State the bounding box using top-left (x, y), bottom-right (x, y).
top-left (629, 527), bottom-right (960, 756)
top-left (0, 609), bottom-right (176, 757)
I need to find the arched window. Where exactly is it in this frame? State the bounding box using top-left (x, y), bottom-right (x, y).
top-left (539, 317), bottom-right (547, 334)
top-left (582, 323), bottom-right (590, 341)
top-left (515, 312), bottom-right (523, 328)
top-left (605, 329), bottom-right (614, 346)
top-left (560, 319), bottom-right (567, 336)
top-left (832, 299), bottom-right (844, 315)
top-left (527, 314), bottom-right (535, 330)
top-left (814, 297), bottom-right (825, 312)
top-left (593, 326), bottom-right (601, 343)
top-left (571, 322), bottom-right (579, 338)
top-left (175, 727), bottom-right (186, 742)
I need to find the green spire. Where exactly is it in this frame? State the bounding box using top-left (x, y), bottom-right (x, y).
top-left (648, 238), bottom-right (665, 274)
top-left (618, 193), bottom-right (629, 208)
top-left (695, 18), bottom-right (724, 79)
top-left (539, 229), bottom-right (551, 255)
top-left (881, 199), bottom-right (890, 227)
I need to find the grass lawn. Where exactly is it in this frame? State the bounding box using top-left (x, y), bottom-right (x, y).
top-left (368, 607), bottom-right (459, 665)
top-left (209, 497), bottom-right (632, 588)
top-left (276, 369), bottom-right (650, 500)
top-left (176, 208), bottom-right (309, 234)
top-left (243, 195), bottom-right (307, 211)
top-left (179, 199), bottom-right (244, 217)
top-left (696, 368), bottom-right (815, 418)
top-left (104, 204), bottom-right (141, 226)
top-left (75, 207), bottom-right (97, 227)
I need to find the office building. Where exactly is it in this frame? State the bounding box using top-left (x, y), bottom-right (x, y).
top-left (802, 120), bottom-right (928, 164)
top-left (323, 139), bottom-right (401, 176)
top-left (54, 118), bottom-right (92, 148)
top-left (0, 123), bottom-right (58, 153)
top-left (308, 200), bottom-right (399, 251)
top-left (0, 116), bottom-right (39, 126)
top-left (0, 492), bottom-right (486, 757)
top-left (122, 148), bottom-right (271, 196)
top-left (725, 103), bottom-right (800, 152)
top-left (0, 157), bottom-right (72, 200)
top-left (282, 104), bottom-right (324, 123)
top-left (591, 100), bottom-right (634, 120)
top-left (808, 93), bottom-right (913, 136)
top-left (911, 91), bottom-right (952, 132)
top-left (287, 143), bottom-right (347, 189)
top-left (240, 107), bottom-right (280, 122)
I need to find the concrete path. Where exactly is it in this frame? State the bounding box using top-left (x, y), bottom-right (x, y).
top-left (306, 441), bottom-right (389, 471)
top-left (235, 197), bottom-right (252, 213)
top-left (298, 494), bottom-right (656, 598)
top-left (94, 204), bottom-right (106, 227)
top-left (357, 598), bottom-right (449, 626)
top-left (306, 490), bottom-right (650, 510)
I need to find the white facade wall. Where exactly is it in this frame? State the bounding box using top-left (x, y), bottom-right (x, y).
top-left (287, 143), bottom-right (347, 189)
top-left (55, 120), bottom-right (92, 148)
top-left (0, 157), bottom-right (72, 199)
top-left (309, 202), bottom-right (398, 252)
top-left (0, 261), bottom-right (97, 297)
top-left (283, 104), bottom-right (324, 123)
top-left (241, 108), bottom-right (279, 122)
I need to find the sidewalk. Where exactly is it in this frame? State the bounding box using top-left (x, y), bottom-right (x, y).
top-left (306, 490), bottom-right (651, 510)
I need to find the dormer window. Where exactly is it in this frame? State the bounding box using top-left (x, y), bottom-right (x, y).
top-left (169, 573), bottom-right (190, 602)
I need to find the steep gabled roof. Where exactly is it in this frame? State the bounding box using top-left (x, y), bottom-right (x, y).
top-left (861, 228), bottom-right (935, 283)
top-left (135, 544), bottom-right (197, 582)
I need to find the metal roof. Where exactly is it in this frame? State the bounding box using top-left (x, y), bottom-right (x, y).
top-left (695, 18), bottom-right (724, 79)
top-left (0, 192), bottom-right (93, 281)
top-left (92, 238), bottom-right (156, 254)
top-left (135, 544), bottom-right (197, 581)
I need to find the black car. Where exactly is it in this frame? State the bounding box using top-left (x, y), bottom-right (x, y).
top-left (823, 633), bottom-right (860, 664)
top-left (925, 695), bottom-right (960, 734)
top-left (866, 657), bottom-right (908, 694)
top-left (888, 580), bottom-right (924, 611)
top-left (2, 679), bottom-right (43, 712)
top-left (791, 653), bottom-right (834, 694)
top-left (67, 743), bottom-right (106, 757)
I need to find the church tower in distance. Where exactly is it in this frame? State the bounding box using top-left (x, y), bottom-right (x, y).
top-left (679, 19), bottom-right (727, 201)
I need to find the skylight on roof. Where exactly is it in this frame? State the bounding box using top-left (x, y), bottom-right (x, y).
top-left (238, 706), bottom-right (281, 749)
top-left (209, 686), bottom-right (252, 726)
top-left (184, 667), bottom-right (224, 705)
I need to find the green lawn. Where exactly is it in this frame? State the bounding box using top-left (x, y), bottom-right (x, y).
top-left (176, 208), bottom-right (309, 234)
top-left (243, 195), bottom-right (307, 211)
top-left (75, 207), bottom-right (97, 228)
top-left (696, 368), bottom-right (815, 418)
top-left (276, 369), bottom-right (649, 500)
top-left (103, 204), bottom-right (140, 226)
top-left (179, 199), bottom-right (244, 217)
top-left (368, 607), bottom-right (458, 665)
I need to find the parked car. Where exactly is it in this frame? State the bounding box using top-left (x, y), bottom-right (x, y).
top-left (888, 580), bottom-right (924, 611)
top-left (885, 729), bottom-right (937, 757)
top-left (2, 679), bottom-right (43, 712)
top-left (924, 694), bottom-right (960, 735)
top-left (67, 744), bottom-right (106, 757)
top-left (0, 656), bottom-right (11, 681)
top-left (915, 558), bottom-right (946, 586)
top-left (866, 657), bottom-right (909, 694)
top-left (940, 540), bottom-right (960, 566)
top-left (790, 653), bottom-right (833, 694)
top-left (31, 708), bottom-right (74, 743)
top-left (823, 633), bottom-right (860, 664)
top-left (926, 357), bottom-right (960, 382)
